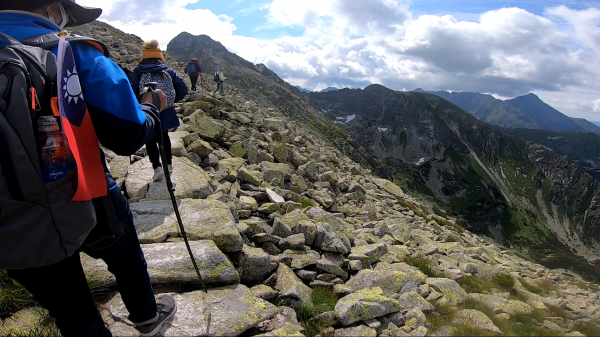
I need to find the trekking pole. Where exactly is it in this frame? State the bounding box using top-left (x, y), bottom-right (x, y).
top-left (141, 83), bottom-right (214, 336)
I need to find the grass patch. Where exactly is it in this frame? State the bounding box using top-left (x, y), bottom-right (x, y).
top-left (504, 313), bottom-right (561, 336)
top-left (425, 302), bottom-right (457, 331)
top-left (311, 287), bottom-right (338, 312)
top-left (456, 297), bottom-right (567, 336)
top-left (457, 273), bottom-right (515, 294)
top-left (535, 279), bottom-right (559, 295)
top-left (403, 256), bottom-right (444, 278)
top-left (457, 276), bottom-right (497, 294)
top-left (303, 321), bottom-right (329, 337)
top-left (0, 270), bottom-right (36, 319)
top-left (544, 303), bottom-right (571, 320)
top-left (519, 277), bottom-right (559, 297)
top-left (518, 278), bottom-right (542, 294)
top-left (328, 158), bottom-right (340, 168)
top-left (434, 217), bottom-right (466, 233)
top-left (86, 278), bottom-right (115, 300)
top-left (573, 322), bottom-right (600, 337)
top-left (451, 324), bottom-right (497, 337)
top-left (296, 287), bottom-right (339, 337)
top-left (398, 199), bottom-right (428, 218)
top-left (296, 198), bottom-right (317, 209)
top-left (3, 314), bottom-right (61, 337)
top-left (296, 304), bottom-right (317, 322)
top-left (267, 296), bottom-right (282, 307)
top-left (492, 273), bottom-right (515, 290)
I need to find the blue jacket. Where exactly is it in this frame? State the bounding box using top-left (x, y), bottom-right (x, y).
top-left (132, 63), bottom-right (188, 131)
top-left (0, 12), bottom-right (162, 247)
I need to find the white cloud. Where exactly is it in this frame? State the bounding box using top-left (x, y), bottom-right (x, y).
top-left (77, 0), bottom-right (600, 120)
top-left (594, 99), bottom-right (600, 113)
top-left (77, 0), bottom-right (236, 48)
top-left (546, 6), bottom-right (600, 53)
top-left (265, 0), bottom-right (409, 38)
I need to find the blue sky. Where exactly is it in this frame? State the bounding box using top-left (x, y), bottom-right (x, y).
top-left (84, 0), bottom-right (600, 120)
top-left (187, 0), bottom-right (594, 38)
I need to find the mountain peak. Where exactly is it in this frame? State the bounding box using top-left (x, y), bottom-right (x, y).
top-left (520, 93), bottom-right (541, 100)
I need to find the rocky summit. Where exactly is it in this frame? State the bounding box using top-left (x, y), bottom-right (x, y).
top-left (2, 22), bottom-right (600, 337)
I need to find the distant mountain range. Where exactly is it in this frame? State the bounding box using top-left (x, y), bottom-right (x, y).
top-left (310, 85), bottom-right (600, 279)
top-left (293, 86), bottom-right (340, 93)
top-left (294, 85), bottom-right (311, 93)
top-left (414, 89), bottom-right (600, 134)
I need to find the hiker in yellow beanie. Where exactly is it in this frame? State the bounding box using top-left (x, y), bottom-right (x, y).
top-left (142, 39), bottom-right (164, 60)
top-left (132, 40), bottom-right (188, 181)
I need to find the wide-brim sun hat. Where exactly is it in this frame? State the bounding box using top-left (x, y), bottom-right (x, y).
top-left (191, 57), bottom-right (199, 61)
top-left (60, 0), bottom-right (102, 27)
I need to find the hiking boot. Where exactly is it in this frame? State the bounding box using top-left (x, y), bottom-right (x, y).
top-left (134, 295), bottom-right (177, 337)
top-left (153, 167), bottom-right (164, 181)
top-left (168, 164), bottom-right (173, 174)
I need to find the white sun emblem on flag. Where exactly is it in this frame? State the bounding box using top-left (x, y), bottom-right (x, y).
top-left (63, 66), bottom-right (83, 104)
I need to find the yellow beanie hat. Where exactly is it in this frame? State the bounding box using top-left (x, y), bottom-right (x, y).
top-left (142, 40), bottom-right (163, 59)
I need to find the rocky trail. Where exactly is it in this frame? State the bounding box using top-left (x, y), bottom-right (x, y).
top-left (2, 23), bottom-right (600, 337)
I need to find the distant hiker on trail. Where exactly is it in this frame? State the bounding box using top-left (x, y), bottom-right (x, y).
top-left (185, 56), bottom-right (201, 91)
top-left (0, 1), bottom-right (177, 337)
top-left (213, 66), bottom-right (226, 95)
top-left (131, 40), bottom-right (188, 181)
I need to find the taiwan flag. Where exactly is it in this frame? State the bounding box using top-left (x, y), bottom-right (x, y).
top-left (56, 34), bottom-right (107, 201)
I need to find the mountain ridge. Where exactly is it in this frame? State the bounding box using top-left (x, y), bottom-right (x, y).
top-left (163, 32), bottom-right (600, 282)
top-left (419, 90), bottom-right (600, 134)
top-left (309, 85), bottom-right (600, 271)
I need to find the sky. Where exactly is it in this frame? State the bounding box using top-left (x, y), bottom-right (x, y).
top-left (78, 0), bottom-right (600, 121)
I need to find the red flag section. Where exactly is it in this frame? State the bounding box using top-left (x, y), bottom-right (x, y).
top-left (57, 33), bottom-right (107, 201)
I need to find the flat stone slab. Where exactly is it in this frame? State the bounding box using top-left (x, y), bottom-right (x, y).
top-left (398, 291), bottom-right (435, 313)
top-left (82, 241), bottom-right (239, 287)
top-left (425, 277), bottom-right (468, 306)
top-left (335, 325), bottom-right (377, 337)
top-left (145, 157), bottom-right (213, 201)
top-left (334, 287), bottom-right (402, 325)
top-left (130, 199), bottom-right (243, 252)
top-left (256, 322), bottom-right (305, 337)
top-left (280, 250), bottom-right (318, 270)
top-left (372, 178), bottom-right (405, 198)
top-left (105, 285), bottom-right (278, 336)
top-left (143, 241), bottom-right (239, 286)
top-left (375, 263), bottom-right (427, 284)
top-left (0, 308), bottom-right (54, 336)
top-left (345, 269), bottom-right (410, 297)
top-left (453, 309), bottom-right (503, 334)
top-left (469, 293), bottom-right (534, 316)
top-left (275, 263), bottom-right (313, 308)
top-left (349, 243), bottom-right (388, 264)
top-left (124, 157), bottom-right (154, 202)
top-left (266, 188), bottom-right (285, 205)
top-left (306, 207), bottom-right (354, 240)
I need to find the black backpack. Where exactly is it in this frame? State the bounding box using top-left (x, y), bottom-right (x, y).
top-left (0, 33), bottom-right (109, 269)
top-left (214, 72), bottom-right (221, 83)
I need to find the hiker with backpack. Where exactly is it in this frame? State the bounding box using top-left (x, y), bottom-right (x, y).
top-left (185, 56), bottom-right (201, 91)
top-left (213, 66), bottom-right (226, 95)
top-left (0, 1), bottom-right (177, 336)
top-left (131, 40), bottom-right (188, 181)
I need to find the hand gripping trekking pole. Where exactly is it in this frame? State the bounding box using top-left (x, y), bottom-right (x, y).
top-left (141, 83), bottom-right (213, 335)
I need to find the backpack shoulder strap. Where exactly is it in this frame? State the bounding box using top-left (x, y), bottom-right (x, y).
top-left (0, 33), bottom-right (23, 46)
top-left (20, 33), bottom-right (110, 57)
